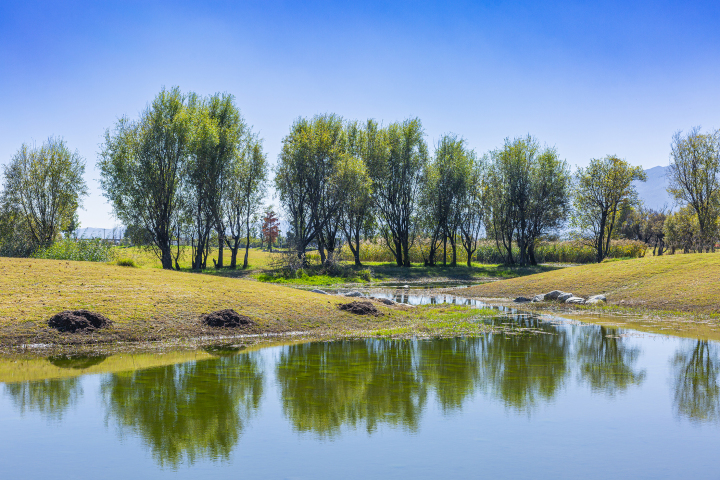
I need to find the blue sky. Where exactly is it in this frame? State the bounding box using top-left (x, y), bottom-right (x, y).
top-left (2, 0), bottom-right (719, 228)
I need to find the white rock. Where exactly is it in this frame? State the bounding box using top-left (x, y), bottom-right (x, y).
top-left (588, 294), bottom-right (606, 302)
top-left (532, 294), bottom-right (546, 302)
top-left (565, 296), bottom-right (585, 305)
top-left (557, 293), bottom-right (574, 302)
top-left (371, 297), bottom-right (396, 305)
top-left (311, 289), bottom-right (329, 295)
top-left (585, 298), bottom-right (604, 305)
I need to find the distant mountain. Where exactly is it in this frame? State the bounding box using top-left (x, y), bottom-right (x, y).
top-left (74, 227), bottom-right (126, 239)
top-left (634, 166), bottom-right (673, 212)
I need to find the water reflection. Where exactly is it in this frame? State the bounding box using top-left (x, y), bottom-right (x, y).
top-left (102, 352), bottom-right (263, 467)
top-left (576, 327), bottom-right (646, 396)
top-left (47, 354), bottom-right (108, 370)
top-left (4, 313), bottom-right (720, 475)
top-left (672, 340), bottom-right (720, 423)
top-left (276, 340), bottom-right (426, 437)
top-left (3, 377), bottom-right (82, 422)
top-left (276, 320), bottom-right (572, 436)
top-left (478, 317), bottom-right (569, 412)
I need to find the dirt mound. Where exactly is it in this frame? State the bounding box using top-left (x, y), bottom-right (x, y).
top-left (48, 310), bottom-right (112, 333)
top-left (200, 309), bottom-right (254, 328)
top-left (338, 300), bottom-right (382, 316)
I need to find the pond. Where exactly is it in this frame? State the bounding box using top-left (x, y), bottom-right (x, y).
top-left (1, 309), bottom-right (719, 478)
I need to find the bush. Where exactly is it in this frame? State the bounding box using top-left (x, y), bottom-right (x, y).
top-left (33, 238), bottom-right (111, 262)
top-left (115, 257), bottom-right (137, 267)
top-left (347, 238), bottom-right (647, 265)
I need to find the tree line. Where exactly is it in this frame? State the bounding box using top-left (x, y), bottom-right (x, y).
top-left (2, 87), bottom-right (719, 268)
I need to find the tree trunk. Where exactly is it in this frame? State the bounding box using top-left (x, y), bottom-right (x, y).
top-left (402, 237), bottom-right (411, 267)
top-left (443, 235), bottom-right (447, 266)
top-left (450, 233), bottom-right (457, 267)
top-left (216, 231), bottom-right (224, 268)
top-left (160, 244), bottom-right (173, 270)
top-left (353, 231), bottom-right (362, 266)
top-left (528, 241), bottom-right (537, 265)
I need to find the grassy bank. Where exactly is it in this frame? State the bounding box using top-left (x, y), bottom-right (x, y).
top-left (109, 245), bottom-right (563, 286)
top-left (0, 257), bottom-right (497, 350)
top-left (462, 253), bottom-right (720, 315)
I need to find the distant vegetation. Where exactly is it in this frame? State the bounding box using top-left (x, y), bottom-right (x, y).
top-left (1, 88), bottom-right (718, 273)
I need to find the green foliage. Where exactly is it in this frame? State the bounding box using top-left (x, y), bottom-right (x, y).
top-left (419, 134), bottom-right (477, 266)
top-left (663, 206), bottom-right (707, 253)
top-left (667, 127), bottom-right (720, 249)
top-left (33, 238), bottom-right (111, 262)
top-left (485, 135), bottom-right (571, 266)
top-left (1, 137), bottom-right (87, 250)
top-left (99, 87), bottom-right (192, 269)
top-left (572, 155), bottom-right (646, 262)
top-left (366, 118), bottom-right (429, 267)
top-left (276, 113), bottom-right (347, 258)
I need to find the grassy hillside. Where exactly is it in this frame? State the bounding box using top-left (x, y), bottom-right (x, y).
top-left (463, 253), bottom-right (720, 314)
top-left (0, 257), bottom-right (493, 348)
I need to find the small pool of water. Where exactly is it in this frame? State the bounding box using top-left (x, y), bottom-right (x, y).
top-left (332, 286), bottom-right (492, 308)
top-left (1, 312), bottom-right (719, 478)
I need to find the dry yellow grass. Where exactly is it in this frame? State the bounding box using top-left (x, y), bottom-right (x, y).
top-left (0, 257), bottom-right (403, 346)
top-left (0, 257), bottom-right (495, 348)
top-left (464, 253), bottom-right (720, 313)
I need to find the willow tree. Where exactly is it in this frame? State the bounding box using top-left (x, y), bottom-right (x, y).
top-left (340, 121), bottom-right (375, 266)
top-left (276, 114), bottom-right (345, 261)
top-left (366, 118), bottom-right (428, 267)
top-left (572, 155), bottom-right (646, 263)
top-left (2, 137), bottom-right (87, 250)
top-left (485, 136), bottom-right (570, 265)
top-left (99, 87), bottom-right (192, 269)
top-left (459, 159), bottom-right (485, 267)
top-left (184, 93), bottom-right (244, 270)
top-left (421, 134), bottom-right (475, 266)
top-left (667, 127), bottom-right (720, 252)
top-left (226, 137), bottom-right (267, 269)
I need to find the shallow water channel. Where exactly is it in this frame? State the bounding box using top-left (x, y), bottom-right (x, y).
top-left (1, 291), bottom-right (720, 479)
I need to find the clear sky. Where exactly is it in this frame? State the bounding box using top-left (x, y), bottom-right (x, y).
top-left (2, 0), bottom-right (719, 228)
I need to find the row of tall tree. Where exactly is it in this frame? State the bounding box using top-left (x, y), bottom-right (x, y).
top-left (275, 114), bottom-right (656, 266)
top-left (2, 87), bottom-right (719, 267)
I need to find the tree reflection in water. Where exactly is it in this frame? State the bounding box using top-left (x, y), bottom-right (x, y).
top-left (672, 340), bottom-right (720, 423)
top-left (576, 326), bottom-right (646, 395)
top-left (477, 316), bottom-right (569, 413)
top-left (276, 320), bottom-right (572, 436)
top-left (276, 339), bottom-right (426, 437)
top-left (102, 352), bottom-right (263, 468)
top-left (3, 377), bottom-right (82, 422)
top-left (417, 338), bottom-right (482, 413)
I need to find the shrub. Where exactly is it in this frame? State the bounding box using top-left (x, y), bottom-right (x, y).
top-left (33, 238), bottom-right (111, 262)
top-left (115, 257), bottom-right (137, 267)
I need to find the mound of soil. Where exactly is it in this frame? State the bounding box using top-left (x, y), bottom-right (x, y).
top-left (47, 310), bottom-right (112, 333)
top-left (338, 300), bottom-right (382, 316)
top-left (200, 309), bottom-right (254, 328)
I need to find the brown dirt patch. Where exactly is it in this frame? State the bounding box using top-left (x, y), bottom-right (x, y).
top-left (47, 310), bottom-right (113, 333)
top-left (338, 300), bottom-right (382, 316)
top-left (200, 309), bottom-right (254, 328)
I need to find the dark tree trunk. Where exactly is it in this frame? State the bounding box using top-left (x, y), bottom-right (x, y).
top-left (216, 231), bottom-right (224, 268)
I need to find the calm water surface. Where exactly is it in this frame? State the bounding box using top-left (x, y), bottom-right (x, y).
top-left (1, 312), bottom-right (719, 479)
